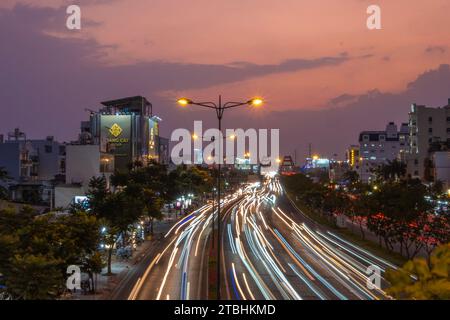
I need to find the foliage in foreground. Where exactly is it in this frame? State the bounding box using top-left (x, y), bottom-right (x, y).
top-left (0, 206), bottom-right (102, 299)
top-left (386, 243), bottom-right (450, 300)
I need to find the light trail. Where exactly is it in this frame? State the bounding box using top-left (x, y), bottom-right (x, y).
top-left (132, 175), bottom-right (394, 300)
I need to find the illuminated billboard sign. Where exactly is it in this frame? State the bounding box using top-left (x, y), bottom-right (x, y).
top-left (148, 118), bottom-right (159, 159)
top-left (101, 115), bottom-right (131, 170)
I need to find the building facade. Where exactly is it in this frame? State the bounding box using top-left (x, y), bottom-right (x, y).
top-left (0, 129), bottom-right (65, 206)
top-left (358, 122), bottom-right (409, 182)
top-left (83, 96), bottom-right (164, 171)
top-left (406, 101), bottom-right (450, 183)
top-left (54, 96), bottom-right (167, 209)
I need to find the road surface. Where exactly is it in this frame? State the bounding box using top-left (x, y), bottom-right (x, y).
top-left (126, 176), bottom-right (397, 300)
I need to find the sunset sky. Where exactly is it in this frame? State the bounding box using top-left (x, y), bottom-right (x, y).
top-left (1, 0), bottom-right (450, 159)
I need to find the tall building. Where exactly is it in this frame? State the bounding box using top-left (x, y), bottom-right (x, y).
top-left (0, 128), bottom-right (65, 205)
top-left (358, 122), bottom-right (409, 182)
top-left (406, 100), bottom-right (450, 183)
top-left (54, 96), bottom-right (168, 209)
top-left (83, 96), bottom-right (165, 171)
top-left (346, 145), bottom-right (360, 169)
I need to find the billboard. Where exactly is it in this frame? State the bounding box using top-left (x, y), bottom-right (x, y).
top-left (148, 118), bottom-right (159, 160)
top-left (100, 115), bottom-right (132, 171)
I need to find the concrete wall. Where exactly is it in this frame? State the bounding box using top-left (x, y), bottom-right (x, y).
top-left (65, 145), bottom-right (100, 189)
top-left (54, 185), bottom-right (84, 209)
top-left (433, 151), bottom-right (450, 187)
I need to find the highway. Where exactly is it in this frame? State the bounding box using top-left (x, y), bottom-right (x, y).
top-left (127, 176), bottom-right (397, 300)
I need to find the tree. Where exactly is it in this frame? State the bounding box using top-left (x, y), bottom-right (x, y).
top-left (346, 184), bottom-right (375, 240)
top-left (386, 243), bottom-right (450, 299)
top-left (168, 165), bottom-right (214, 201)
top-left (0, 205), bottom-right (102, 299)
top-left (88, 176), bottom-right (120, 275)
top-left (342, 170), bottom-right (359, 187)
top-left (81, 251), bottom-right (104, 293)
top-left (142, 188), bottom-right (163, 236)
top-left (0, 167), bottom-right (10, 200)
top-left (94, 190), bottom-right (139, 275)
top-left (367, 179), bottom-right (432, 255)
top-left (374, 159), bottom-right (407, 182)
top-left (5, 254), bottom-right (63, 300)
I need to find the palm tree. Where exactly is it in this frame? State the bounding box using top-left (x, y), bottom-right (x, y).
top-left (375, 159), bottom-right (406, 182)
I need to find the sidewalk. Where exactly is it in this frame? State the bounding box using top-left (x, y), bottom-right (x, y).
top-left (64, 217), bottom-right (177, 300)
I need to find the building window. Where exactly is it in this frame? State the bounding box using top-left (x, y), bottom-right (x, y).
top-left (45, 145), bottom-right (52, 153)
top-left (428, 128), bottom-right (433, 134)
top-left (380, 135), bottom-right (385, 141)
top-left (428, 116), bottom-right (433, 123)
top-left (429, 137), bottom-right (433, 143)
top-left (414, 170), bottom-right (419, 175)
top-left (363, 135), bottom-right (369, 141)
top-left (447, 128), bottom-right (450, 133)
top-left (414, 159), bottom-right (419, 165)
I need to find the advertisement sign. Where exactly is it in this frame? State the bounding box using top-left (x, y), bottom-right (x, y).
top-left (148, 118), bottom-right (159, 160)
top-left (101, 115), bottom-right (131, 170)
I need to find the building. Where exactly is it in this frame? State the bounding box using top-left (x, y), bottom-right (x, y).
top-left (432, 152), bottom-right (450, 188)
top-left (358, 122), bottom-right (409, 182)
top-left (329, 160), bottom-right (351, 185)
top-left (98, 96), bottom-right (157, 171)
top-left (82, 96), bottom-right (164, 171)
top-left (0, 128), bottom-right (37, 182)
top-left (0, 129), bottom-right (65, 206)
top-left (29, 136), bottom-right (66, 182)
top-left (158, 136), bottom-right (170, 165)
top-left (65, 144), bottom-right (114, 189)
top-left (54, 96), bottom-right (167, 209)
top-left (54, 144), bottom-right (115, 209)
top-left (346, 145), bottom-right (360, 169)
top-left (406, 100), bottom-right (450, 183)
top-left (78, 96), bottom-right (167, 169)
top-left (279, 156), bottom-right (296, 176)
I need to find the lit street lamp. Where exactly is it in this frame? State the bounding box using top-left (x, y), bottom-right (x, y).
top-left (177, 95), bottom-right (264, 299)
top-left (192, 132), bottom-right (236, 248)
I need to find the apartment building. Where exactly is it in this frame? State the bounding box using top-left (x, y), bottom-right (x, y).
top-left (358, 122), bottom-right (409, 182)
top-left (407, 100), bottom-right (450, 184)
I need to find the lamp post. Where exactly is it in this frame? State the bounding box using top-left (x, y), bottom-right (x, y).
top-left (177, 95), bottom-right (263, 299)
top-left (193, 133), bottom-right (235, 249)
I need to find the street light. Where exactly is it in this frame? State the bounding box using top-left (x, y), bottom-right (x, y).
top-left (177, 98), bottom-right (192, 106)
top-left (192, 133), bottom-right (236, 142)
top-left (177, 95), bottom-right (264, 300)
